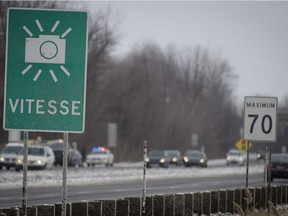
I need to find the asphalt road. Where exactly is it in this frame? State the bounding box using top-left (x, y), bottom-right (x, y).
top-left (0, 171), bottom-right (270, 208)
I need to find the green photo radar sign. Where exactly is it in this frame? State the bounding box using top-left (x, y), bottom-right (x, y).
top-left (3, 8), bottom-right (88, 133)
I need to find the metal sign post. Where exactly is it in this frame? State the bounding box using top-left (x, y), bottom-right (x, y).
top-left (245, 140), bottom-right (249, 187)
top-left (268, 142), bottom-right (272, 202)
top-left (142, 140), bottom-right (148, 215)
top-left (22, 131), bottom-right (29, 216)
top-left (264, 144), bottom-right (269, 182)
top-left (61, 133), bottom-right (69, 216)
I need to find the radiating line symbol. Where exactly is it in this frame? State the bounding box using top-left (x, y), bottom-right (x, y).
top-left (22, 64), bottom-right (32, 75)
top-left (60, 65), bottom-right (70, 76)
top-left (23, 26), bottom-right (33, 37)
top-left (61, 27), bottom-right (72, 38)
top-left (49, 70), bottom-right (58, 82)
top-left (51, 20), bottom-right (60, 33)
top-left (21, 18), bottom-right (72, 82)
top-left (33, 69), bottom-right (42, 81)
top-left (35, 19), bottom-right (43, 32)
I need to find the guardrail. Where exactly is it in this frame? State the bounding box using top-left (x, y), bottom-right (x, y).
top-left (0, 184), bottom-right (287, 216)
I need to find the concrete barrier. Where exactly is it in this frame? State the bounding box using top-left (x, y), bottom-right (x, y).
top-left (184, 193), bottom-right (193, 215)
top-left (1, 184), bottom-right (288, 216)
top-left (164, 194), bottom-right (173, 215)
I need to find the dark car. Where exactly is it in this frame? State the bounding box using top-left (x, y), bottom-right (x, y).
top-left (146, 150), bottom-right (169, 168)
top-left (183, 150), bottom-right (208, 168)
top-left (166, 150), bottom-right (182, 166)
top-left (48, 141), bottom-right (64, 166)
top-left (48, 140), bottom-right (82, 167)
top-left (270, 153), bottom-right (288, 182)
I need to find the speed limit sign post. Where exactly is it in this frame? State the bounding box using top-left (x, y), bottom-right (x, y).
top-left (243, 96), bottom-right (278, 202)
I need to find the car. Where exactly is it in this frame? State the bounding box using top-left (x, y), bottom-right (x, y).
top-left (0, 143), bottom-right (24, 170)
top-left (146, 150), bottom-right (169, 168)
top-left (85, 146), bottom-right (114, 167)
top-left (226, 149), bottom-right (245, 166)
top-left (48, 140), bottom-right (82, 167)
top-left (256, 151), bottom-right (265, 161)
top-left (15, 145), bottom-right (55, 171)
top-left (48, 140), bottom-right (64, 166)
top-left (270, 153), bottom-right (288, 182)
top-left (166, 150), bottom-right (182, 166)
top-left (68, 148), bottom-right (82, 167)
top-left (183, 150), bottom-right (208, 168)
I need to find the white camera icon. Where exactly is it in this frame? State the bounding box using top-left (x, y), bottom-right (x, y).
top-left (25, 35), bottom-right (66, 64)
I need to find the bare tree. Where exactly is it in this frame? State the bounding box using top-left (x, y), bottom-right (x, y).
top-left (99, 43), bottom-right (241, 160)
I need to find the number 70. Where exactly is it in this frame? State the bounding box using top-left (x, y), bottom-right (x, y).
top-left (248, 114), bottom-right (272, 134)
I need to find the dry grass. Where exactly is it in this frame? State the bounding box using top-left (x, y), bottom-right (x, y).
top-left (233, 187), bottom-right (288, 216)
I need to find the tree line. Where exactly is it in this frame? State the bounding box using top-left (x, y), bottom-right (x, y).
top-left (0, 2), bottom-right (242, 160)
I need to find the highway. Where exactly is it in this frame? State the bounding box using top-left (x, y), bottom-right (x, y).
top-left (0, 164), bottom-right (278, 208)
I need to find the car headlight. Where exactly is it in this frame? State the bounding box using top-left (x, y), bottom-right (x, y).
top-left (200, 158), bottom-right (205, 163)
top-left (239, 157), bottom-right (243, 162)
top-left (183, 156), bottom-right (189, 163)
top-left (172, 157), bottom-right (178, 162)
top-left (145, 158), bottom-right (150, 163)
top-left (16, 159), bottom-right (23, 164)
top-left (227, 156), bottom-right (231, 161)
top-left (37, 160), bottom-right (44, 165)
top-left (160, 158), bottom-right (166, 163)
top-left (0, 157), bottom-right (4, 162)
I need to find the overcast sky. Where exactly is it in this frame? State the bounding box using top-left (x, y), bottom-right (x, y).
top-left (88, 1), bottom-right (288, 106)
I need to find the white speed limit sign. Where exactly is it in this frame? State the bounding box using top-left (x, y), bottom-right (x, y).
top-left (244, 96), bottom-right (278, 142)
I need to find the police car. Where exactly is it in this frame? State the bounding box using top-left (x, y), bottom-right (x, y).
top-left (85, 147), bottom-right (114, 167)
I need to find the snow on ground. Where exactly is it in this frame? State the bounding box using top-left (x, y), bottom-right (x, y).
top-left (0, 159), bottom-right (265, 188)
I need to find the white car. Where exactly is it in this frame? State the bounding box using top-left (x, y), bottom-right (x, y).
top-left (15, 145), bottom-right (55, 171)
top-left (226, 149), bottom-right (246, 166)
top-left (86, 147), bottom-right (114, 167)
top-left (0, 143), bottom-right (23, 170)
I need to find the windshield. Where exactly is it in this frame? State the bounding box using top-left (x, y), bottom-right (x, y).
top-left (2, 146), bottom-right (23, 154)
top-left (91, 151), bottom-right (108, 155)
top-left (28, 148), bottom-right (44, 156)
top-left (228, 150), bottom-right (241, 156)
top-left (167, 151), bottom-right (180, 157)
top-left (185, 151), bottom-right (203, 157)
top-left (271, 154), bottom-right (288, 163)
top-left (148, 150), bottom-right (164, 157)
top-left (49, 142), bottom-right (63, 150)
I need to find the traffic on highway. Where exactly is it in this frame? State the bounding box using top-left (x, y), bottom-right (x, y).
top-left (0, 154), bottom-right (273, 208)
